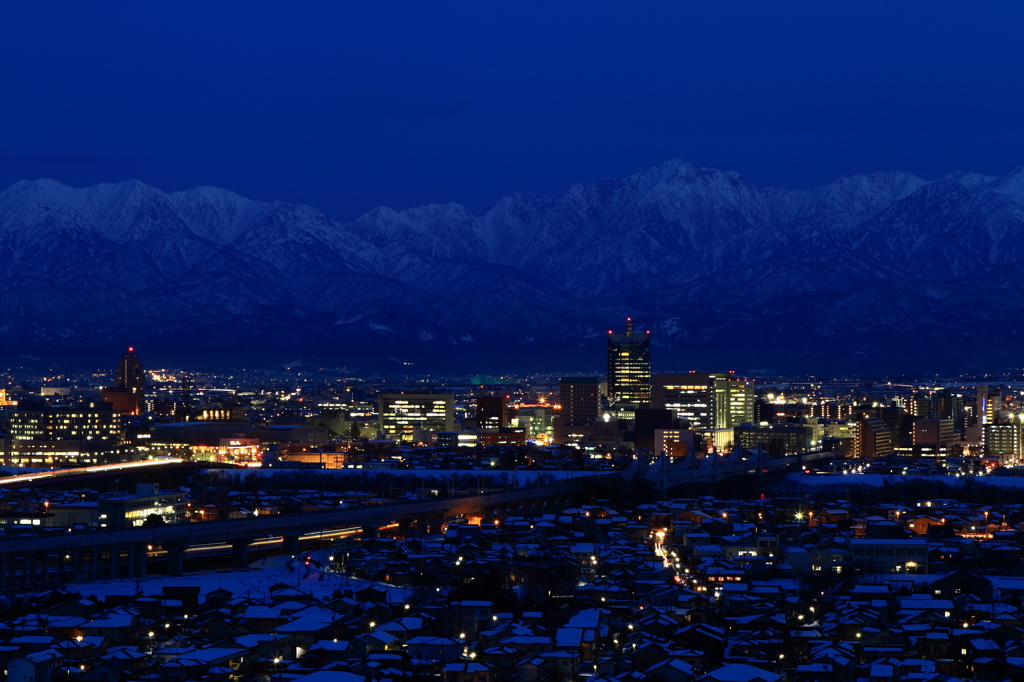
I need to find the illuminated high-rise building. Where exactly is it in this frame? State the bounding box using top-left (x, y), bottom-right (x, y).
top-left (102, 347), bottom-right (146, 415)
top-left (607, 318), bottom-right (651, 407)
top-left (115, 347), bottom-right (145, 391)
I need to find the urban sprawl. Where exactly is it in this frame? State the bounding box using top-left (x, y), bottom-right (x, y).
top-left (3, 320), bottom-right (1024, 682)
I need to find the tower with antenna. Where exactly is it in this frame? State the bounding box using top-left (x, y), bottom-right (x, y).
top-left (606, 317), bottom-right (651, 408)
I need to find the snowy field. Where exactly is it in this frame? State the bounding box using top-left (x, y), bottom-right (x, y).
top-left (0, 466), bottom-right (49, 475)
top-left (785, 472), bottom-right (1024, 488)
top-left (62, 549), bottom-right (412, 603)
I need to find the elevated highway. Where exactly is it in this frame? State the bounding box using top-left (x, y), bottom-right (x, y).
top-left (0, 446), bottom-right (838, 588)
top-left (0, 459), bottom-right (192, 490)
top-left (0, 475), bottom-right (607, 588)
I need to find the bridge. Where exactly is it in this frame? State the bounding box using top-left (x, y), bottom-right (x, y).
top-left (0, 475), bottom-right (607, 589)
top-left (623, 446), bottom-right (839, 492)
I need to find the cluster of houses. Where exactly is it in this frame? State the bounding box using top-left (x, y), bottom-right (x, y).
top-left (6, 492), bottom-right (1024, 682)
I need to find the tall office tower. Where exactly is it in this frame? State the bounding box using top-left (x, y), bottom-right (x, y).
top-left (931, 389), bottom-right (966, 432)
top-left (175, 373), bottom-right (194, 422)
top-left (102, 346), bottom-right (146, 415)
top-left (724, 377), bottom-right (755, 427)
top-left (476, 395), bottom-right (508, 428)
top-left (975, 385), bottom-right (1005, 425)
top-left (607, 318), bottom-right (651, 406)
top-left (115, 347), bottom-right (145, 391)
top-left (975, 386), bottom-right (989, 425)
top-left (559, 377), bottom-right (601, 427)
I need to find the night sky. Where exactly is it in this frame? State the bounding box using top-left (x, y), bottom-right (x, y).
top-left (3, 2), bottom-right (1023, 220)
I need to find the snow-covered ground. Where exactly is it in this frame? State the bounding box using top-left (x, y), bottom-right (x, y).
top-left (785, 472), bottom-right (1024, 488)
top-left (0, 466), bottom-right (50, 475)
top-left (63, 549), bottom-right (411, 603)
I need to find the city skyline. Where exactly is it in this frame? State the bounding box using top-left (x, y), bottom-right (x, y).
top-left (4, 7), bottom-right (1024, 682)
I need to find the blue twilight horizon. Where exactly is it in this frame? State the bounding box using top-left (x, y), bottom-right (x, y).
top-left (2, 2), bottom-right (1024, 220)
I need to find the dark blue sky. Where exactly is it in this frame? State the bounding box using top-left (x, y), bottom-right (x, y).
top-left (2, 3), bottom-right (1023, 219)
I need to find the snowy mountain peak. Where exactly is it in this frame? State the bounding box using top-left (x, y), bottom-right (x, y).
top-left (168, 185), bottom-right (260, 245)
top-left (3, 159), bottom-right (1024, 371)
top-left (991, 166), bottom-right (1024, 197)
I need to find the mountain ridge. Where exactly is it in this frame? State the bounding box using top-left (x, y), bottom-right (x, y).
top-left (2, 160), bottom-right (1024, 373)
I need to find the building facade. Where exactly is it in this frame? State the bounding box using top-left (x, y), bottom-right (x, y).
top-left (652, 372), bottom-right (754, 430)
top-left (734, 423), bottom-right (812, 455)
top-left (983, 422), bottom-right (1021, 461)
top-left (913, 418), bottom-right (957, 457)
top-left (849, 538), bottom-right (929, 573)
top-left (7, 399), bottom-right (124, 466)
top-left (102, 347), bottom-right (146, 415)
top-left (554, 377), bottom-right (601, 445)
top-left (98, 483), bottom-right (188, 529)
top-left (558, 378), bottom-right (600, 427)
top-left (855, 417), bottom-right (895, 460)
top-left (378, 394), bottom-right (455, 442)
top-left (476, 395), bottom-right (508, 429)
top-left (606, 318), bottom-right (651, 407)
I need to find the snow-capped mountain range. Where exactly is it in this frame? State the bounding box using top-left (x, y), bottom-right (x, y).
top-left (2, 159), bottom-right (1024, 372)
